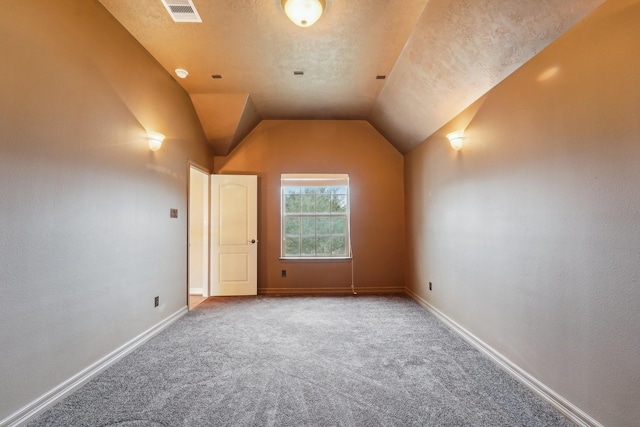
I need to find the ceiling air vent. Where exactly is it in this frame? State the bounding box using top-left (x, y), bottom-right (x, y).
top-left (161, 0), bottom-right (202, 23)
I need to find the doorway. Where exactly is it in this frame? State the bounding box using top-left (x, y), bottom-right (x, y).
top-left (188, 164), bottom-right (210, 309)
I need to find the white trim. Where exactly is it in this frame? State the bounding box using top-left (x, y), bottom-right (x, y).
top-left (189, 287), bottom-right (204, 295)
top-left (280, 173), bottom-right (351, 259)
top-left (404, 288), bottom-right (603, 427)
top-left (1, 307), bottom-right (188, 427)
top-left (279, 256), bottom-right (352, 261)
top-left (259, 286), bottom-right (404, 295)
top-left (281, 173), bottom-right (349, 187)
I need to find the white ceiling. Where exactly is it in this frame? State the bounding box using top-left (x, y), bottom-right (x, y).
top-left (99, 0), bottom-right (605, 154)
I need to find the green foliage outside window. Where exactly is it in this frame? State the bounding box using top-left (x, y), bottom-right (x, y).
top-left (282, 185), bottom-right (349, 257)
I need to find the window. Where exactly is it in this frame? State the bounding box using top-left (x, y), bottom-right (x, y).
top-left (281, 174), bottom-right (351, 259)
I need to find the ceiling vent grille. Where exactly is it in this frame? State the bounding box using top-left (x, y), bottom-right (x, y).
top-left (161, 0), bottom-right (202, 23)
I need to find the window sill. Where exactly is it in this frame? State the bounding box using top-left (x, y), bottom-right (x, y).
top-left (279, 257), bottom-right (352, 262)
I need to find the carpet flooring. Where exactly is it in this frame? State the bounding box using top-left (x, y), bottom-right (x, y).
top-left (27, 295), bottom-right (572, 426)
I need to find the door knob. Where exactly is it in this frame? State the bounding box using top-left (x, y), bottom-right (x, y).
top-left (248, 239), bottom-right (257, 244)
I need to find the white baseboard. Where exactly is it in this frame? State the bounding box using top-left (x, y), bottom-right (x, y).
top-left (1, 307), bottom-right (188, 427)
top-left (6, 293), bottom-right (602, 426)
top-left (259, 286), bottom-right (405, 295)
top-left (404, 288), bottom-right (602, 427)
top-left (189, 287), bottom-right (204, 295)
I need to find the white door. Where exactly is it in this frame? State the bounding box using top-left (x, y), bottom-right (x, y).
top-left (210, 175), bottom-right (258, 296)
top-left (188, 166), bottom-right (209, 297)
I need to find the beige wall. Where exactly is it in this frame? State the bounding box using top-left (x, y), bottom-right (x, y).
top-left (0, 0), bottom-right (210, 422)
top-left (215, 120), bottom-right (405, 294)
top-left (404, 1), bottom-right (640, 426)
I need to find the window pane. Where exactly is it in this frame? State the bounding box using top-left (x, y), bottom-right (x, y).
top-left (332, 195), bottom-right (347, 213)
top-left (317, 236), bottom-right (331, 255)
top-left (331, 217), bottom-right (345, 234)
top-left (284, 194), bottom-right (301, 213)
top-left (316, 193), bottom-right (331, 213)
top-left (316, 217), bottom-right (331, 235)
top-left (301, 217), bottom-right (315, 237)
top-left (284, 217), bottom-right (300, 235)
top-left (285, 237), bottom-right (300, 256)
top-left (331, 236), bottom-right (346, 256)
top-left (302, 187), bottom-right (318, 194)
top-left (301, 194), bottom-right (315, 213)
top-left (284, 187), bottom-right (300, 195)
top-left (301, 237), bottom-right (315, 255)
top-left (281, 175), bottom-right (350, 259)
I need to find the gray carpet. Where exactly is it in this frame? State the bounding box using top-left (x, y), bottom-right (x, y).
top-left (27, 295), bottom-right (572, 426)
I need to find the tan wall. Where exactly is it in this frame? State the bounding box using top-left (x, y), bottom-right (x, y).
top-left (404, 1), bottom-right (640, 426)
top-left (215, 120), bottom-right (405, 294)
top-left (0, 0), bottom-right (210, 422)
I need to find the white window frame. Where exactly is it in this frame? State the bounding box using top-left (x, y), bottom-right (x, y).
top-left (280, 173), bottom-right (351, 260)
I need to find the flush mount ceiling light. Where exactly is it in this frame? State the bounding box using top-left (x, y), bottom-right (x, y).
top-left (282, 0), bottom-right (326, 27)
top-left (147, 131), bottom-right (165, 152)
top-left (175, 68), bottom-right (189, 78)
top-left (447, 130), bottom-right (465, 151)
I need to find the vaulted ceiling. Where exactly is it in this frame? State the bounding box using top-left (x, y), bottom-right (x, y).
top-left (99, 0), bottom-right (605, 155)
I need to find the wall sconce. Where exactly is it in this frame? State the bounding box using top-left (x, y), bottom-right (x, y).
top-left (447, 130), bottom-right (465, 151)
top-left (147, 131), bottom-right (165, 152)
top-left (282, 0), bottom-right (325, 27)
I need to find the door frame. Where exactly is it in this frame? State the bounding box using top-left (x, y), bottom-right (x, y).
top-left (187, 161), bottom-right (211, 309)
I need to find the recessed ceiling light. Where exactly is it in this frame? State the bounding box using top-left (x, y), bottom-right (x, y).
top-left (175, 68), bottom-right (189, 79)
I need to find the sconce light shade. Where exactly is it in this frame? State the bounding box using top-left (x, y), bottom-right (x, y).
top-left (447, 130), bottom-right (465, 151)
top-left (282, 0), bottom-right (325, 27)
top-left (147, 131), bottom-right (165, 152)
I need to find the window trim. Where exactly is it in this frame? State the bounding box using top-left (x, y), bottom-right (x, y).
top-left (280, 173), bottom-right (351, 260)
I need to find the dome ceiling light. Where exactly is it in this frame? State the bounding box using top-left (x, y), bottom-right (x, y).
top-left (281, 0), bottom-right (326, 28)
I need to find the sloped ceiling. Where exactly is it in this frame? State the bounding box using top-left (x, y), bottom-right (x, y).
top-left (99, 0), bottom-right (604, 155)
top-left (190, 93), bottom-right (261, 156)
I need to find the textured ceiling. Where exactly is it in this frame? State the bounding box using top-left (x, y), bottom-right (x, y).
top-left (369, 0), bottom-right (606, 153)
top-left (99, 0), bottom-right (604, 154)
